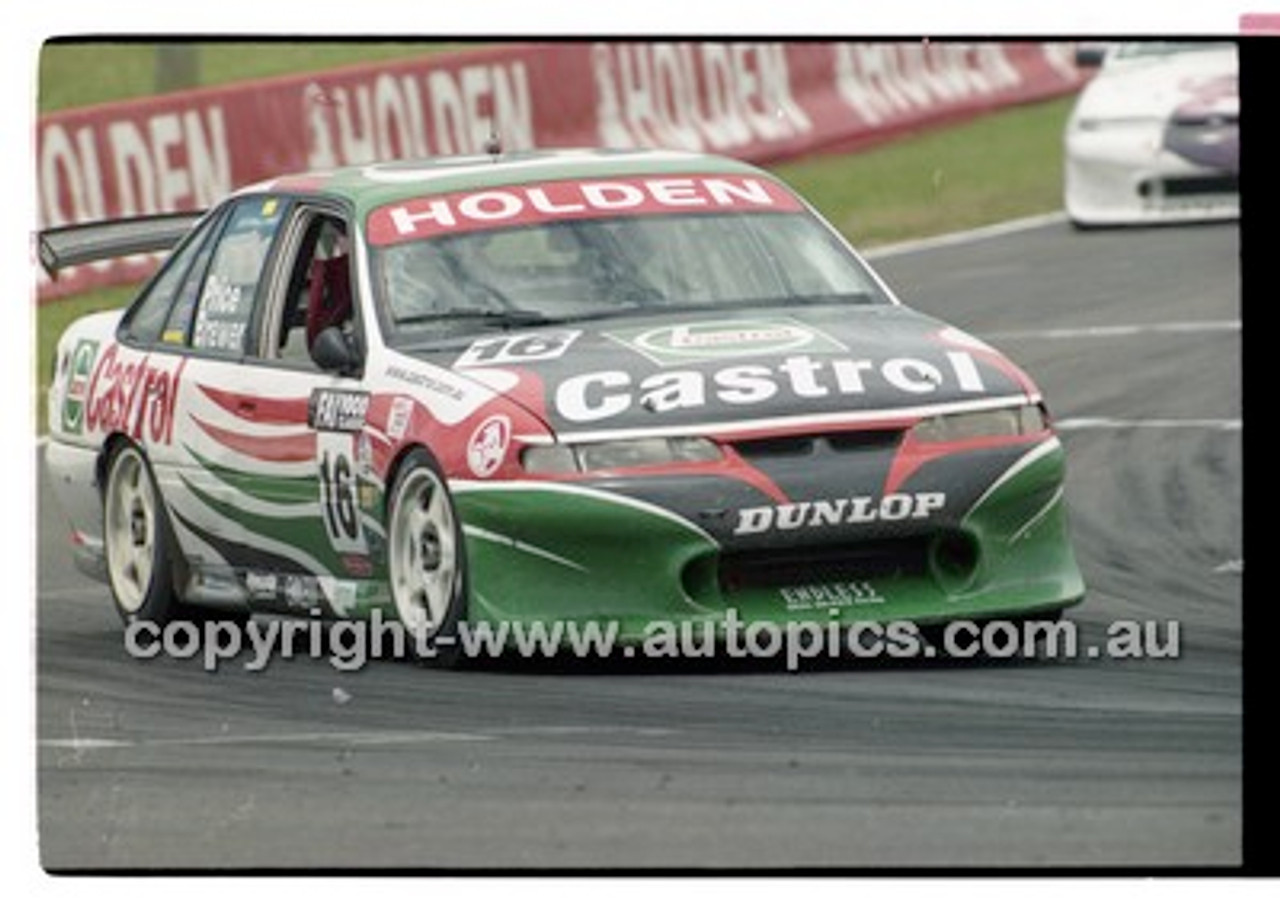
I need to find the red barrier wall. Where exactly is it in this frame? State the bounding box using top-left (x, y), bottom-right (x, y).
top-left (36, 41), bottom-right (1086, 301)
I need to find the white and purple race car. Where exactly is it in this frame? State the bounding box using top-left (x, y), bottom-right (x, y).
top-left (1065, 41), bottom-right (1238, 227)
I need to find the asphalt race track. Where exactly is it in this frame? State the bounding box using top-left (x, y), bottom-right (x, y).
top-left (36, 219), bottom-right (1242, 870)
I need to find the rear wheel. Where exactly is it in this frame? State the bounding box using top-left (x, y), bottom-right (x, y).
top-left (103, 442), bottom-right (178, 625)
top-left (386, 450), bottom-right (469, 666)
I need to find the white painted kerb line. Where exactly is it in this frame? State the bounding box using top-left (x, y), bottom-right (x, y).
top-left (1056, 418), bottom-right (1241, 432)
top-left (41, 729), bottom-right (494, 751)
top-left (864, 212), bottom-right (1070, 259)
top-left (986, 319), bottom-right (1241, 342)
top-left (40, 724), bottom-right (677, 752)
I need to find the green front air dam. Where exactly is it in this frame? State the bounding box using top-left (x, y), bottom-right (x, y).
top-left (450, 441), bottom-right (1084, 643)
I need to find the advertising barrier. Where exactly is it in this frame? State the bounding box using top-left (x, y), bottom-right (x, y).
top-left (36, 41), bottom-right (1086, 300)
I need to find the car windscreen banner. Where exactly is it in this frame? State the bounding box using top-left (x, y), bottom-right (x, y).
top-left (37, 42), bottom-right (1087, 301)
top-left (365, 174), bottom-right (805, 244)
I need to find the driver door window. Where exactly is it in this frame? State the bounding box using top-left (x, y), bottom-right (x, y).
top-left (274, 213), bottom-right (354, 368)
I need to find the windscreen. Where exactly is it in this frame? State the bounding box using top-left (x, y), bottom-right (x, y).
top-left (365, 173), bottom-right (894, 343)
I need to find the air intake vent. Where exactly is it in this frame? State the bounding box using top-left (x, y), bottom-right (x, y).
top-left (734, 429), bottom-right (901, 461)
top-left (719, 537), bottom-right (929, 592)
top-left (1162, 175), bottom-right (1239, 197)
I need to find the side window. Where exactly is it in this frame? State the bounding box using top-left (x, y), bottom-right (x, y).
top-left (161, 222), bottom-right (221, 346)
top-left (274, 212), bottom-right (353, 367)
top-left (190, 197), bottom-right (286, 356)
top-left (121, 214), bottom-right (221, 345)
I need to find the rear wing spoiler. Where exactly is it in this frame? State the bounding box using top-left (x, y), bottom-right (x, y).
top-left (37, 211), bottom-right (205, 279)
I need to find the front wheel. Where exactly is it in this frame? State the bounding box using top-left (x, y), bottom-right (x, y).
top-left (102, 442), bottom-right (178, 625)
top-left (386, 449), bottom-right (469, 666)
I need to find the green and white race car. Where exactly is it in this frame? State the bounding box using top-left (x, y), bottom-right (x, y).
top-left (43, 149), bottom-right (1084, 661)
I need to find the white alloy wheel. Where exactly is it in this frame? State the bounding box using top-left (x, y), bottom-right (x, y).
top-left (387, 457), bottom-right (463, 640)
top-left (103, 444), bottom-right (171, 619)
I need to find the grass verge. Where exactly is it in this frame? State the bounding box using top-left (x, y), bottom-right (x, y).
top-left (773, 96), bottom-right (1074, 249)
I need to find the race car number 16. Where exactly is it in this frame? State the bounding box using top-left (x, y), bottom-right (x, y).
top-left (318, 435), bottom-right (364, 553)
top-left (454, 329), bottom-right (582, 367)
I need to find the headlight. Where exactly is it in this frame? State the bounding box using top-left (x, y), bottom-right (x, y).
top-left (522, 437), bottom-right (721, 474)
top-left (912, 405), bottom-right (1047, 443)
top-left (520, 444), bottom-right (578, 475)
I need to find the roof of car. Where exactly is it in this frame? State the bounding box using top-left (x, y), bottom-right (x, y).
top-left (245, 148), bottom-right (771, 214)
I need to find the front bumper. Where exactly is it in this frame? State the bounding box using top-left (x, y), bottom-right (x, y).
top-left (451, 438), bottom-right (1085, 638)
top-left (1064, 122), bottom-right (1239, 226)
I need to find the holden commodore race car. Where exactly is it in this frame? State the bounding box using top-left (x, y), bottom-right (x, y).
top-left (42, 149), bottom-right (1084, 661)
top-left (1064, 40), bottom-right (1239, 227)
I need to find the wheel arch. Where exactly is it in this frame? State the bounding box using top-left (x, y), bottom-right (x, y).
top-left (382, 440), bottom-right (445, 520)
top-left (95, 432), bottom-right (135, 491)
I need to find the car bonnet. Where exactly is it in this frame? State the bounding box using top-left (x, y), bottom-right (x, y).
top-left (392, 303), bottom-right (1036, 442)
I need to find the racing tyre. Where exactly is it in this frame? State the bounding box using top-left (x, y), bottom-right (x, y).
top-left (386, 449), bottom-right (469, 667)
top-left (103, 441), bottom-right (179, 626)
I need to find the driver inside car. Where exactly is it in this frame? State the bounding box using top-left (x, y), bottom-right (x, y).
top-left (306, 222), bottom-right (353, 357)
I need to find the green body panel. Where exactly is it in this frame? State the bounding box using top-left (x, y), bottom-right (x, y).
top-left (177, 461), bottom-right (389, 592)
top-left (180, 473), bottom-right (341, 570)
top-left (187, 446), bottom-right (317, 506)
top-left (454, 485), bottom-right (719, 631)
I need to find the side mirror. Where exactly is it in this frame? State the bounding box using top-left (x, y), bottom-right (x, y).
top-left (311, 326), bottom-right (360, 376)
top-left (1074, 44), bottom-right (1106, 68)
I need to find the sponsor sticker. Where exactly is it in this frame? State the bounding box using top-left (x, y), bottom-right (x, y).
top-left (330, 579), bottom-right (359, 614)
top-left (779, 581), bottom-right (884, 612)
top-left (367, 174), bottom-right (804, 244)
top-left (608, 317), bottom-right (845, 367)
top-left (553, 351), bottom-right (988, 424)
top-left (358, 480), bottom-right (380, 512)
top-left (467, 415), bottom-right (511, 478)
top-left (84, 343), bottom-right (186, 445)
top-left (386, 395), bottom-right (414, 439)
top-left (454, 330), bottom-right (582, 368)
top-left (283, 575), bottom-right (318, 610)
top-left (309, 388), bottom-right (371, 432)
top-left (385, 364), bottom-right (467, 402)
top-left (340, 553), bottom-right (374, 577)
top-left (244, 571), bottom-right (279, 600)
top-left (355, 432), bottom-right (373, 475)
top-left (61, 339), bottom-right (98, 434)
top-left (734, 493), bottom-right (947, 535)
